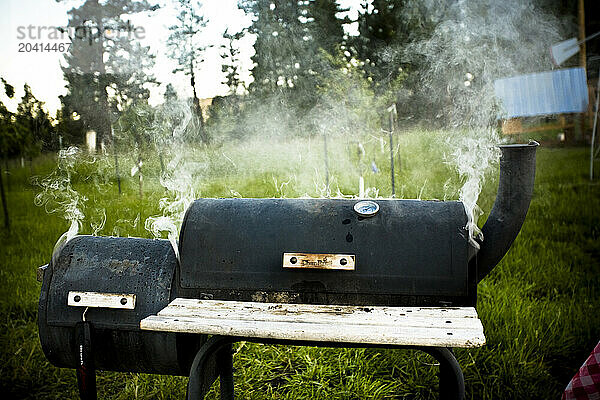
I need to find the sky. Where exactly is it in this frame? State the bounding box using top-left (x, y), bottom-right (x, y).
top-left (0, 0), bottom-right (360, 117)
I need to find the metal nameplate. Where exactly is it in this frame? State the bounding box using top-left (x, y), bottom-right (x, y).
top-left (67, 291), bottom-right (136, 310)
top-left (283, 253), bottom-right (355, 270)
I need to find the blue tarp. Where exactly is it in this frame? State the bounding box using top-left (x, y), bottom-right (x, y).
top-left (494, 67), bottom-right (589, 118)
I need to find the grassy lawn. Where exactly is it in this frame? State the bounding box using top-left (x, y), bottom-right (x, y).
top-left (0, 130), bottom-right (599, 399)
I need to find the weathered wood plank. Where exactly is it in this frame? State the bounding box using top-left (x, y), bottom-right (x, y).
top-left (140, 298), bottom-right (486, 348)
top-left (157, 301), bottom-right (479, 329)
top-left (168, 298), bottom-right (479, 318)
top-left (140, 315), bottom-right (485, 348)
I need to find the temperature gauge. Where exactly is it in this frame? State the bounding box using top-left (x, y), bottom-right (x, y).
top-left (353, 200), bottom-right (380, 217)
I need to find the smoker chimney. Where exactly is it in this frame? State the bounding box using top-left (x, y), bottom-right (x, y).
top-left (475, 141), bottom-right (539, 281)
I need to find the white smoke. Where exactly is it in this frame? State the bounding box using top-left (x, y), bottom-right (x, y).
top-left (406, 0), bottom-right (564, 243)
top-left (33, 147), bottom-right (87, 261)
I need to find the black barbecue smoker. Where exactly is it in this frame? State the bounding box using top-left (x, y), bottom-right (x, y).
top-left (38, 142), bottom-right (539, 399)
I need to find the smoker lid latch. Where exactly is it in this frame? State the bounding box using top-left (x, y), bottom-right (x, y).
top-left (67, 291), bottom-right (136, 310)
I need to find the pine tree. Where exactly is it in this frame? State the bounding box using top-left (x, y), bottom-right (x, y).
top-left (167, 0), bottom-right (211, 144)
top-left (221, 28), bottom-right (245, 95)
top-left (163, 83), bottom-right (178, 103)
top-left (15, 84), bottom-right (54, 157)
top-left (60, 0), bottom-right (157, 144)
top-left (241, 0), bottom-right (305, 97)
top-left (0, 78), bottom-right (18, 158)
top-left (55, 106), bottom-right (86, 148)
top-left (351, 0), bottom-right (441, 94)
top-left (241, 0), bottom-right (348, 113)
top-left (306, 0), bottom-right (350, 55)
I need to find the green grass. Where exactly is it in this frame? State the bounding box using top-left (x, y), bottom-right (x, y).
top-left (0, 131), bottom-right (599, 399)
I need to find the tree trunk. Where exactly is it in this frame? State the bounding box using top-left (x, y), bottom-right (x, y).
top-left (190, 62), bottom-right (209, 145)
top-left (93, 0), bottom-right (112, 144)
top-left (0, 161), bottom-right (9, 230)
top-left (4, 159), bottom-right (9, 191)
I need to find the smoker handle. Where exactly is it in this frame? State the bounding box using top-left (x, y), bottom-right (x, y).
top-left (75, 321), bottom-right (97, 400)
top-left (476, 141), bottom-right (538, 282)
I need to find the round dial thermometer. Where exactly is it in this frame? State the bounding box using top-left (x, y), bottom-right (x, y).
top-left (353, 200), bottom-right (380, 217)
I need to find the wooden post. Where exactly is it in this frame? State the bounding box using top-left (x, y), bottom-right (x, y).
top-left (576, 0), bottom-right (587, 140)
top-left (579, 0), bottom-right (587, 73)
top-left (590, 69), bottom-right (600, 180)
top-left (387, 104), bottom-right (398, 197)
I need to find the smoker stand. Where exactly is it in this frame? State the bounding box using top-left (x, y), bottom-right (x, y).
top-left (141, 298), bottom-right (486, 400)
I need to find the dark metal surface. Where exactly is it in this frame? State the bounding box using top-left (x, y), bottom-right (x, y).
top-left (38, 236), bottom-right (196, 375)
top-left (421, 347), bottom-right (465, 400)
top-left (187, 336), bottom-right (237, 400)
top-left (217, 344), bottom-right (235, 400)
top-left (476, 142), bottom-right (539, 281)
top-left (186, 335), bottom-right (465, 400)
top-left (179, 198), bottom-right (474, 306)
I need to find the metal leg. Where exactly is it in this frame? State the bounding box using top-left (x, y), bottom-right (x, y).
top-left (75, 321), bottom-right (97, 400)
top-left (187, 336), bottom-right (236, 400)
top-left (420, 347), bottom-right (465, 400)
top-left (217, 343), bottom-right (234, 399)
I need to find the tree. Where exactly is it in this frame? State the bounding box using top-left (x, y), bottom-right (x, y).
top-left (107, 37), bottom-right (158, 113)
top-left (351, 0), bottom-right (442, 95)
top-left (54, 106), bottom-right (86, 148)
top-left (0, 77), bottom-right (16, 229)
top-left (15, 84), bottom-right (54, 157)
top-left (115, 102), bottom-right (154, 197)
top-left (167, 0), bottom-right (211, 144)
top-left (241, 0), bottom-right (349, 116)
top-left (163, 83), bottom-right (178, 103)
top-left (242, 0), bottom-right (317, 107)
top-left (0, 78), bottom-right (18, 158)
top-left (221, 28), bottom-right (245, 95)
top-left (307, 0), bottom-right (350, 55)
top-left (313, 50), bottom-right (379, 139)
top-left (60, 0), bottom-right (158, 144)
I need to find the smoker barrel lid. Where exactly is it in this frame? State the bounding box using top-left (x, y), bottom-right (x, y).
top-left (178, 198), bottom-right (475, 305)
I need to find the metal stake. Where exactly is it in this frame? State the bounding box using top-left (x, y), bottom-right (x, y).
top-left (387, 104), bottom-right (398, 197)
top-left (111, 126), bottom-right (122, 194)
top-left (322, 130), bottom-right (330, 196)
